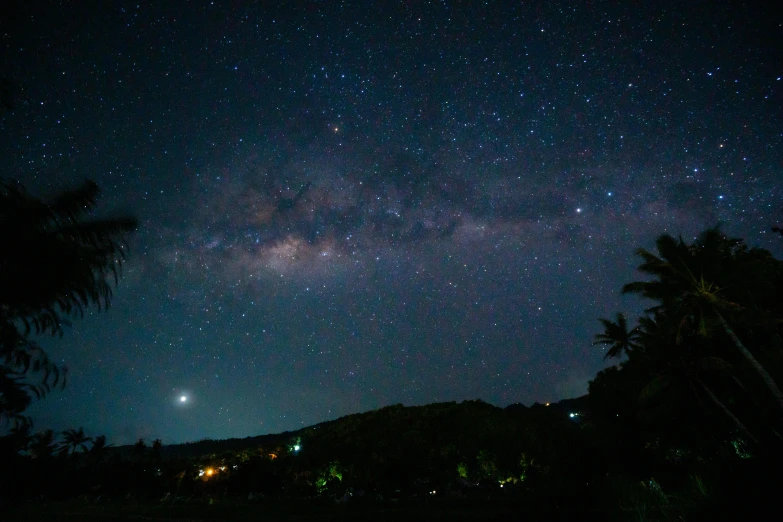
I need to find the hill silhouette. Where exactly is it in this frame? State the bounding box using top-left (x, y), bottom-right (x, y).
top-left (152, 396), bottom-right (590, 463)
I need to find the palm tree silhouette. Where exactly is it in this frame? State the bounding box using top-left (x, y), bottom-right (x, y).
top-left (0, 179), bottom-right (137, 335)
top-left (622, 228), bottom-right (783, 411)
top-left (634, 312), bottom-right (758, 444)
top-left (0, 180), bottom-right (137, 423)
top-left (58, 427), bottom-right (92, 456)
top-left (0, 367), bottom-right (35, 429)
top-left (87, 434), bottom-right (113, 465)
top-left (593, 312), bottom-right (641, 360)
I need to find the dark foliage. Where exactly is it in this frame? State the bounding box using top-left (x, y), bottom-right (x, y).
top-left (0, 180), bottom-right (137, 427)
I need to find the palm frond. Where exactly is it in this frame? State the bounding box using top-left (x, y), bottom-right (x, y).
top-left (47, 180), bottom-right (100, 223)
top-left (1, 180), bottom-right (137, 423)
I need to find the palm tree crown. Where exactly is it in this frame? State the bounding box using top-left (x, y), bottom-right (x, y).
top-left (58, 427), bottom-right (92, 456)
top-left (0, 179), bottom-right (137, 335)
top-left (621, 227), bottom-right (783, 410)
top-left (593, 312), bottom-right (641, 360)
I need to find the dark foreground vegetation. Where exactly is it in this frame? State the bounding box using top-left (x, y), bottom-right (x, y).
top-left (2, 394), bottom-right (781, 521)
top-left (1, 178), bottom-right (783, 520)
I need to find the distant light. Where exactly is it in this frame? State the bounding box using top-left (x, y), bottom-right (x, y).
top-left (576, 208), bottom-right (582, 213)
top-left (607, 192), bottom-right (612, 196)
top-left (718, 195), bottom-right (724, 200)
top-left (545, 402), bottom-right (550, 406)
top-left (293, 445), bottom-right (300, 451)
top-left (180, 396), bottom-right (187, 403)
top-left (569, 413), bottom-right (578, 418)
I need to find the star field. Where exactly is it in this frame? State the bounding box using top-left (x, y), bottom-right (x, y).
top-left (1, 1), bottom-right (781, 443)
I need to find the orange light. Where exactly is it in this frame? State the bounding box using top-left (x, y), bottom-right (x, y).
top-left (205, 468), bottom-right (215, 476)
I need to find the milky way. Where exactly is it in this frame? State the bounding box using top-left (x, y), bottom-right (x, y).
top-left (1, 1), bottom-right (781, 443)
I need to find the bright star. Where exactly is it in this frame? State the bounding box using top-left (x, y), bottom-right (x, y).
top-left (180, 395), bottom-right (187, 403)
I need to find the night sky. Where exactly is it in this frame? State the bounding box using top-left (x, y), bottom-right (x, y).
top-left (2, 1), bottom-right (781, 444)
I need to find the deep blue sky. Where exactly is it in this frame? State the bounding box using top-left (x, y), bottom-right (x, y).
top-left (2, 1), bottom-right (781, 444)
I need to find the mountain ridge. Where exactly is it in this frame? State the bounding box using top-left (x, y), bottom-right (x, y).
top-left (120, 395), bottom-right (590, 460)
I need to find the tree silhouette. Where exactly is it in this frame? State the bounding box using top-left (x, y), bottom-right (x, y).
top-left (90, 434), bottom-right (110, 451)
top-left (593, 312), bottom-right (641, 360)
top-left (0, 179), bottom-right (137, 426)
top-left (151, 438), bottom-right (163, 462)
top-left (58, 427), bottom-right (92, 456)
top-left (87, 434), bottom-right (113, 465)
top-left (28, 428), bottom-right (56, 459)
top-left (0, 368), bottom-right (35, 428)
top-left (635, 312), bottom-right (758, 444)
top-left (622, 228), bottom-right (783, 411)
top-left (133, 438), bottom-right (148, 462)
